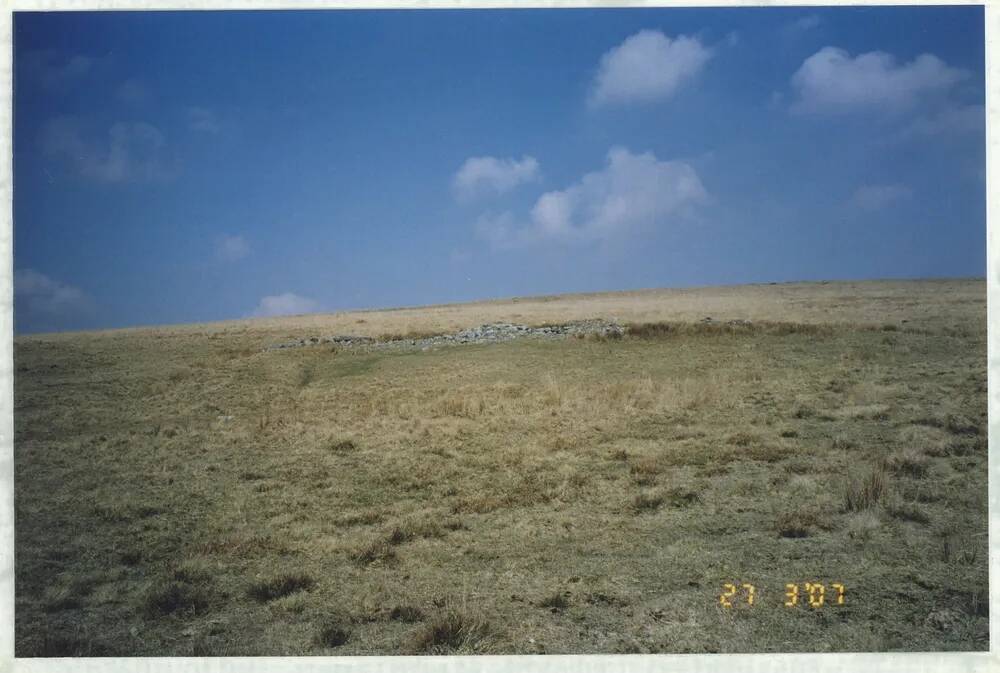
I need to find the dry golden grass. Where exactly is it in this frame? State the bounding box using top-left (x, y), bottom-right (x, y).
top-left (13, 278), bottom-right (988, 655)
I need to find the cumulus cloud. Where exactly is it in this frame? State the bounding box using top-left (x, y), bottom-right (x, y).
top-left (217, 234), bottom-right (250, 262)
top-left (791, 47), bottom-right (968, 114)
top-left (589, 30), bottom-right (711, 107)
top-left (250, 293), bottom-right (321, 318)
top-left (15, 269), bottom-right (93, 329)
top-left (20, 50), bottom-right (96, 93)
top-left (477, 146), bottom-right (707, 248)
top-left (40, 117), bottom-right (177, 183)
top-left (452, 155), bottom-right (539, 202)
top-left (850, 184), bottom-right (912, 211)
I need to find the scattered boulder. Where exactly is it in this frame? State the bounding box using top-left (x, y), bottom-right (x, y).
top-left (265, 319), bottom-right (624, 352)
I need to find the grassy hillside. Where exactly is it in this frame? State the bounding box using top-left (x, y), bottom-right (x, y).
top-left (14, 279), bottom-right (988, 655)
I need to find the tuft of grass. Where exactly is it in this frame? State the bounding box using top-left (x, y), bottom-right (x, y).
top-left (172, 560), bottom-right (213, 585)
top-left (775, 509), bottom-right (822, 539)
top-left (337, 510), bottom-right (384, 527)
top-left (389, 605), bottom-right (425, 623)
top-left (296, 364), bottom-right (315, 388)
top-left (945, 414), bottom-right (980, 436)
top-left (328, 438), bottom-right (358, 452)
top-left (664, 486), bottom-right (700, 508)
top-left (630, 491), bottom-right (664, 513)
top-left (831, 437), bottom-right (857, 450)
top-left (401, 609), bottom-right (494, 655)
top-left (887, 448), bottom-right (930, 478)
top-left (43, 587), bottom-right (83, 612)
top-left (247, 573), bottom-right (315, 602)
top-left (628, 456), bottom-right (662, 476)
top-left (886, 498), bottom-right (931, 524)
top-left (314, 616), bottom-right (351, 648)
top-left (727, 432), bottom-right (755, 447)
top-left (538, 591), bottom-right (570, 611)
top-left (119, 550), bottom-right (142, 566)
top-left (847, 511), bottom-right (882, 542)
top-left (143, 580), bottom-right (212, 617)
top-left (843, 463), bottom-right (889, 512)
top-left (350, 539), bottom-right (397, 567)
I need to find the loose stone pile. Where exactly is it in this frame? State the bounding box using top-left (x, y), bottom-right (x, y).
top-left (265, 319), bottom-right (624, 352)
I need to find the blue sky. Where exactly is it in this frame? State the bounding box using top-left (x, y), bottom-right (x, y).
top-left (13, 6), bottom-right (985, 333)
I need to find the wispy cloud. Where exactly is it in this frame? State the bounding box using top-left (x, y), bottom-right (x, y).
top-left (15, 269), bottom-right (94, 329)
top-left (782, 14), bottom-right (822, 36)
top-left (452, 155), bottom-right (539, 202)
top-left (790, 47), bottom-right (968, 115)
top-left (895, 103), bottom-right (984, 141)
top-left (250, 293), bottom-right (321, 318)
top-left (186, 107), bottom-right (221, 133)
top-left (40, 117), bottom-right (178, 183)
top-left (477, 146), bottom-right (707, 248)
top-left (116, 78), bottom-right (149, 106)
top-left (20, 50), bottom-right (97, 93)
top-left (850, 183), bottom-right (912, 211)
top-left (588, 29), bottom-right (712, 108)
top-left (216, 234), bottom-right (250, 262)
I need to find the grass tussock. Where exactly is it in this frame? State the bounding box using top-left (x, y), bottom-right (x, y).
top-left (401, 609), bottom-right (495, 655)
top-left (843, 463), bottom-right (889, 512)
top-left (886, 497), bottom-right (931, 525)
top-left (775, 509), bottom-right (825, 538)
top-left (328, 438), bottom-right (358, 452)
top-left (389, 605), bottom-right (426, 623)
top-left (847, 511), bottom-right (882, 542)
top-left (887, 448), bottom-right (930, 478)
top-left (314, 616), bottom-right (351, 649)
top-left (144, 580), bottom-right (213, 617)
top-left (538, 591), bottom-right (570, 611)
top-left (247, 573), bottom-right (315, 602)
top-left (630, 491), bottom-right (664, 513)
top-left (350, 539), bottom-right (397, 567)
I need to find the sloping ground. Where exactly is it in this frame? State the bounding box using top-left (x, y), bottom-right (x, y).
top-left (18, 278), bottom-right (985, 346)
top-left (13, 278), bottom-right (988, 655)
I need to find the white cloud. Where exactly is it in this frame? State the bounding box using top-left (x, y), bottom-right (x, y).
top-left (850, 184), bottom-right (912, 211)
top-left (15, 269), bottom-right (93, 321)
top-left (452, 155), bottom-right (539, 202)
top-left (250, 293), bottom-right (321, 318)
top-left (477, 146), bottom-right (707, 248)
top-left (217, 234), bottom-right (250, 262)
top-left (187, 107), bottom-right (221, 133)
top-left (40, 117), bottom-right (177, 183)
top-left (791, 47), bottom-right (968, 114)
top-left (589, 30), bottom-right (711, 107)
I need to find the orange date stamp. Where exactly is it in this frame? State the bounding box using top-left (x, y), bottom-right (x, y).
top-left (719, 582), bottom-right (846, 608)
